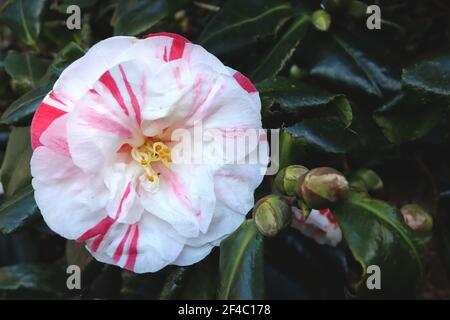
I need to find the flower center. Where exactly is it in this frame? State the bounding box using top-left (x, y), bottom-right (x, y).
top-left (131, 137), bottom-right (172, 187)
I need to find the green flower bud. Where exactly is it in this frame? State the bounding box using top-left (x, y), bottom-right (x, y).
top-left (401, 204), bottom-right (433, 235)
top-left (253, 195), bottom-right (291, 237)
top-left (349, 168), bottom-right (383, 192)
top-left (312, 10), bottom-right (331, 32)
top-left (298, 167), bottom-right (349, 209)
top-left (322, 0), bottom-right (351, 12)
top-left (274, 165), bottom-right (309, 196)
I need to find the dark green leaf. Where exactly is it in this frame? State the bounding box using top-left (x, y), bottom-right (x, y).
top-left (0, 185), bottom-right (38, 234)
top-left (258, 76), bottom-right (352, 127)
top-left (251, 14), bottom-right (310, 82)
top-left (218, 220), bottom-right (264, 299)
top-left (277, 129), bottom-right (307, 170)
top-left (333, 192), bottom-right (426, 298)
top-left (402, 51), bottom-right (450, 107)
top-left (43, 41), bottom-right (85, 81)
top-left (0, 83), bottom-right (52, 126)
top-left (265, 229), bottom-right (348, 299)
top-left (112, 0), bottom-right (188, 36)
top-left (0, 126), bottom-right (32, 197)
top-left (0, 0), bottom-right (46, 47)
top-left (305, 33), bottom-right (401, 100)
top-left (4, 52), bottom-right (50, 93)
top-left (373, 93), bottom-right (443, 144)
top-left (285, 117), bottom-right (360, 154)
top-left (199, 0), bottom-right (292, 56)
top-left (1, 43), bottom-right (84, 126)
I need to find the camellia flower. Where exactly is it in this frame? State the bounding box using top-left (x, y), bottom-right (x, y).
top-left (291, 207), bottom-right (342, 247)
top-left (30, 33), bottom-right (267, 273)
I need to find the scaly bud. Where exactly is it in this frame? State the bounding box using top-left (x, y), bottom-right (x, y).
top-left (401, 204), bottom-right (433, 235)
top-left (274, 165), bottom-right (309, 196)
top-left (253, 195), bottom-right (291, 237)
top-left (298, 167), bottom-right (349, 209)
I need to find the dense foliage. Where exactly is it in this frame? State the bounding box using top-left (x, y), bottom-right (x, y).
top-left (0, 0), bottom-right (450, 299)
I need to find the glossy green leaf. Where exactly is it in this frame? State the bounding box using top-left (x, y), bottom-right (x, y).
top-left (218, 220), bottom-right (264, 299)
top-left (258, 76), bottom-right (353, 128)
top-left (42, 42), bottom-right (85, 81)
top-left (4, 52), bottom-right (50, 94)
top-left (0, 83), bottom-right (52, 126)
top-left (0, 0), bottom-right (46, 47)
top-left (251, 14), bottom-right (310, 82)
top-left (373, 93), bottom-right (443, 144)
top-left (0, 185), bottom-right (38, 235)
top-left (266, 229), bottom-right (348, 299)
top-left (1, 43), bottom-right (84, 126)
top-left (277, 129), bottom-right (307, 170)
top-left (402, 51), bottom-right (450, 106)
top-left (285, 117), bottom-right (360, 154)
top-left (333, 192), bottom-right (426, 298)
top-left (112, 0), bottom-right (188, 36)
top-left (0, 126), bottom-right (32, 197)
top-left (306, 33), bottom-right (401, 100)
top-left (199, 0), bottom-right (292, 56)
top-left (0, 264), bottom-right (68, 298)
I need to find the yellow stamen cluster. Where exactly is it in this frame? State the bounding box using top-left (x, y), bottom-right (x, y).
top-left (131, 138), bottom-right (172, 185)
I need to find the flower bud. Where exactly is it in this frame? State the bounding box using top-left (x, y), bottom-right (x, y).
top-left (291, 207), bottom-right (342, 247)
top-left (349, 168), bottom-right (383, 192)
top-left (401, 204), bottom-right (433, 235)
top-left (253, 195), bottom-right (291, 237)
top-left (274, 165), bottom-right (309, 196)
top-left (298, 167), bottom-right (349, 209)
top-left (312, 10), bottom-right (331, 32)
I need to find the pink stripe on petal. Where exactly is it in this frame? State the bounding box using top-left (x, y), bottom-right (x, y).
top-left (144, 32), bottom-right (190, 61)
top-left (160, 166), bottom-right (201, 218)
top-left (118, 65), bottom-right (142, 124)
top-left (80, 109), bottom-right (132, 137)
top-left (31, 103), bottom-right (67, 150)
top-left (319, 208), bottom-right (337, 224)
top-left (76, 216), bottom-right (115, 243)
top-left (49, 91), bottom-right (67, 106)
top-left (233, 71), bottom-right (257, 93)
top-left (115, 180), bottom-right (132, 219)
top-left (124, 225), bottom-right (139, 271)
top-left (113, 225), bottom-right (133, 263)
top-left (99, 71), bottom-right (129, 116)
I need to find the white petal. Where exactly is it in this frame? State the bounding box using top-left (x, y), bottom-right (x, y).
top-left (140, 164), bottom-right (216, 238)
top-left (31, 147), bottom-right (109, 240)
top-left (172, 243), bottom-right (214, 267)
